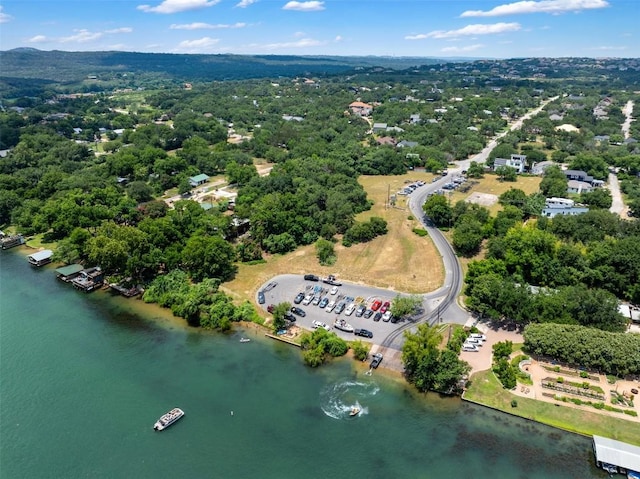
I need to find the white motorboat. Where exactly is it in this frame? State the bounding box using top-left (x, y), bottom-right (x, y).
top-left (333, 319), bottom-right (354, 333)
top-left (239, 338), bottom-right (251, 343)
top-left (153, 408), bottom-right (184, 431)
top-left (349, 406), bottom-right (361, 417)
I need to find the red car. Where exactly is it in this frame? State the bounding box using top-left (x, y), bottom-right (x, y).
top-left (371, 300), bottom-right (382, 311)
top-left (380, 301), bottom-right (391, 313)
top-left (267, 304), bottom-right (275, 313)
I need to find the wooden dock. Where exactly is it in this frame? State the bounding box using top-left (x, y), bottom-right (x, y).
top-left (265, 333), bottom-right (301, 347)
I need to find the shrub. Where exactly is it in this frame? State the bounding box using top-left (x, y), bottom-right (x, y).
top-left (556, 377), bottom-right (564, 383)
top-left (511, 399), bottom-right (518, 408)
top-left (624, 410), bottom-right (638, 417)
top-left (593, 402), bottom-right (605, 410)
top-left (412, 228), bottom-right (428, 237)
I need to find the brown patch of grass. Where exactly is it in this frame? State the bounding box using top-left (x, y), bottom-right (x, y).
top-left (450, 174), bottom-right (541, 215)
top-left (224, 171), bottom-right (445, 302)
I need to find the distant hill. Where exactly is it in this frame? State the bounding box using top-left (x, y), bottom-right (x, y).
top-left (0, 49), bottom-right (451, 84)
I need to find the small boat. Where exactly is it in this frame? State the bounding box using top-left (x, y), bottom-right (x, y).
top-left (334, 319), bottom-right (354, 333)
top-left (239, 338), bottom-right (251, 343)
top-left (153, 408), bottom-right (184, 431)
top-left (349, 406), bottom-right (361, 417)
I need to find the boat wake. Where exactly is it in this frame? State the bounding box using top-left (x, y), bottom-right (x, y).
top-left (319, 379), bottom-right (379, 420)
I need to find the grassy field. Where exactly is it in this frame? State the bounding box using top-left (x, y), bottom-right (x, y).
top-left (448, 173), bottom-right (542, 215)
top-left (224, 171), bottom-right (445, 301)
top-left (464, 370), bottom-right (640, 446)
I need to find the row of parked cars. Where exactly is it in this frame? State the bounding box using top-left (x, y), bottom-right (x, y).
top-left (293, 287), bottom-right (396, 323)
top-left (398, 180), bottom-right (426, 196)
top-left (462, 333), bottom-right (487, 352)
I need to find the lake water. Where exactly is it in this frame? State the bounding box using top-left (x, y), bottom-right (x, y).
top-left (0, 250), bottom-right (602, 478)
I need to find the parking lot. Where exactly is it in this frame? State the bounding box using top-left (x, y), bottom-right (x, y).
top-left (257, 274), bottom-right (421, 344)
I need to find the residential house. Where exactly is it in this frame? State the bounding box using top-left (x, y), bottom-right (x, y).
top-left (493, 154), bottom-right (526, 174)
top-left (282, 115), bottom-right (303, 122)
top-left (376, 137), bottom-right (396, 146)
top-left (189, 174), bottom-right (210, 187)
top-left (563, 169), bottom-right (594, 183)
top-left (372, 123), bottom-right (388, 133)
top-left (542, 197), bottom-right (589, 218)
top-left (396, 140), bottom-right (418, 148)
top-left (531, 161), bottom-right (554, 175)
top-left (409, 114), bottom-right (421, 124)
top-left (349, 101), bottom-right (373, 116)
top-left (567, 180), bottom-right (593, 194)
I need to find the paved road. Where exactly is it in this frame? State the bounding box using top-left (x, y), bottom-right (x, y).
top-left (608, 172), bottom-right (628, 217)
top-left (622, 100), bottom-right (635, 139)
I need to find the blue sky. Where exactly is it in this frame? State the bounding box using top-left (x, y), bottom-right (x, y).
top-left (0, 0), bottom-right (637, 58)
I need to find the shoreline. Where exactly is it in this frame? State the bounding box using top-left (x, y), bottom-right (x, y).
top-left (12, 245), bottom-right (635, 444)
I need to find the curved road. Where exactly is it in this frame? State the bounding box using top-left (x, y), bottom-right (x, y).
top-left (380, 96), bottom-right (559, 350)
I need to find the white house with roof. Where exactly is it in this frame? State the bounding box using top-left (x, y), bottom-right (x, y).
top-left (493, 154), bottom-right (526, 174)
top-left (542, 197), bottom-right (589, 218)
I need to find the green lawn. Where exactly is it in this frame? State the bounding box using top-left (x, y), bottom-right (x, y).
top-left (464, 370), bottom-right (640, 446)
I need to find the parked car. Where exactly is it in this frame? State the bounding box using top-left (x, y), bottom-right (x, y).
top-left (363, 309), bottom-right (374, 319)
top-left (354, 328), bottom-right (373, 338)
top-left (294, 292), bottom-right (305, 304)
top-left (334, 302), bottom-right (346, 314)
top-left (382, 311), bottom-right (392, 322)
top-left (466, 337), bottom-right (481, 345)
top-left (344, 303), bottom-right (356, 316)
top-left (302, 294), bottom-right (314, 306)
top-left (267, 304), bottom-right (274, 313)
top-left (371, 300), bottom-right (382, 311)
top-left (355, 305), bottom-right (366, 317)
top-left (312, 295), bottom-right (322, 306)
top-left (373, 312), bottom-right (382, 322)
top-left (284, 311), bottom-right (296, 322)
top-left (380, 301), bottom-right (391, 313)
top-left (257, 291), bottom-right (265, 304)
top-left (370, 353), bottom-right (383, 369)
top-left (264, 281), bottom-right (278, 291)
top-left (319, 297), bottom-right (329, 308)
top-left (469, 333), bottom-right (486, 341)
top-left (325, 300), bottom-right (336, 312)
top-left (330, 286), bottom-right (339, 295)
top-left (312, 320), bottom-right (330, 331)
top-left (462, 343), bottom-right (478, 352)
top-left (304, 274), bottom-right (319, 281)
top-left (290, 306), bottom-right (306, 317)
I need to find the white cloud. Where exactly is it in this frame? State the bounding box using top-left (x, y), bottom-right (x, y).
top-left (138, 0), bottom-right (221, 14)
top-left (334, 35), bottom-right (343, 42)
top-left (236, 0), bottom-right (257, 7)
top-left (170, 22), bottom-right (246, 30)
top-left (257, 38), bottom-right (323, 50)
top-left (105, 27), bottom-right (133, 34)
top-left (27, 35), bottom-right (49, 44)
top-left (0, 6), bottom-right (12, 23)
top-left (441, 44), bottom-right (485, 53)
top-left (461, 0), bottom-right (608, 17)
top-left (283, 1), bottom-right (325, 12)
top-left (60, 29), bottom-right (103, 43)
top-left (175, 36), bottom-right (220, 51)
top-left (591, 45), bottom-right (627, 51)
top-left (408, 22), bottom-right (521, 40)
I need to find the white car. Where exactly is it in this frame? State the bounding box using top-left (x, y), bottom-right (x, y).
top-left (325, 300), bottom-right (336, 312)
top-left (312, 320), bottom-right (330, 331)
top-left (344, 303), bottom-right (356, 316)
top-left (466, 337), bottom-right (482, 345)
top-left (462, 343), bottom-right (478, 352)
top-left (330, 286), bottom-right (338, 295)
top-left (302, 294), bottom-right (314, 306)
top-left (469, 333), bottom-right (486, 341)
